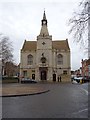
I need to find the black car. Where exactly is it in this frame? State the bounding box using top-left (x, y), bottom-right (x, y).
top-left (21, 78), bottom-right (37, 83)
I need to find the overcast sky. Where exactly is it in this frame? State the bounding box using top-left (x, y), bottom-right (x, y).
top-left (0, 0), bottom-right (88, 70)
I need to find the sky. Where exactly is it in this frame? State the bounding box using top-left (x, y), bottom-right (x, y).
top-left (0, 0), bottom-right (88, 70)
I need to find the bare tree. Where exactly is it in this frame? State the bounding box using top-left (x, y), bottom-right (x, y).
top-left (0, 34), bottom-right (13, 75)
top-left (68, 0), bottom-right (90, 58)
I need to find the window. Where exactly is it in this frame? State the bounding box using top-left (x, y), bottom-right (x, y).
top-left (27, 54), bottom-right (33, 65)
top-left (23, 71), bottom-right (27, 77)
top-left (63, 70), bottom-right (67, 74)
top-left (57, 54), bottom-right (63, 65)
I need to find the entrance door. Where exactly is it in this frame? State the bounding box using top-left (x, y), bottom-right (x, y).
top-left (41, 71), bottom-right (47, 80)
top-left (32, 74), bottom-right (35, 80)
top-left (53, 74), bottom-right (56, 81)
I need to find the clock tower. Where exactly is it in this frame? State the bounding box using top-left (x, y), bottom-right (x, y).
top-left (37, 10), bottom-right (50, 37)
top-left (37, 10), bottom-right (52, 48)
top-left (36, 10), bottom-right (53, 81)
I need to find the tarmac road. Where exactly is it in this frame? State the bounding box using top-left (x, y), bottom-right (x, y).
top-left (2, 82), bottom-right (89, 118)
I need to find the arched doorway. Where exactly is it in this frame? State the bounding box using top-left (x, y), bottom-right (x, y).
top-left (41, 70), bottom-right (47, 80)
top-left (32, 74), bottom-right (35, 80)
top-left (53, 74), bottom-right (56, 81)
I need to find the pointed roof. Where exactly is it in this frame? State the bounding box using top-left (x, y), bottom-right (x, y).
top-left (40, 25), bottom-right (49, 36)
top-left (43, 10), bottom-right (46, 20)
top-left (39, 10), bottom-right (49, 36)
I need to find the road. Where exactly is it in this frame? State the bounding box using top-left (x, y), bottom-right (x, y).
top-left (2, 82), bottom-right (89, 118)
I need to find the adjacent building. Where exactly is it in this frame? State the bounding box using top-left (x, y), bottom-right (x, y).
top-left (81, 59), bottom-right (90, 77)
top-left (20, 11), bottom-right (71, 82)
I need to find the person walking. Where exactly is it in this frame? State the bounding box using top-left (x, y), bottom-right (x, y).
top-left (60, 76), bottom-right (61, 82)
top-left (58, 76), bottom-right (59, 82)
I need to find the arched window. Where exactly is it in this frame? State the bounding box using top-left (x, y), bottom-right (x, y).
top-left (27, 54), bottom-right (33, 65)
top-left (57, 54), bottom-right (63, 65)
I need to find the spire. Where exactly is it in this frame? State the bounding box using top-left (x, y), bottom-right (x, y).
top-left (43, 10), bottom-right (46, 20)
top-left (41, 10), bottom-right (47, 26)
top-left (40, 10), bottom-right (49, 36)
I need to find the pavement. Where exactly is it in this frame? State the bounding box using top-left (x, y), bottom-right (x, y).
top-left (0, 82), bottom-right (50, 97)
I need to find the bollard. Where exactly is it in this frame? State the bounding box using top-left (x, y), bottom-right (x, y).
top-left (80, 79), bottom-right (82, 84)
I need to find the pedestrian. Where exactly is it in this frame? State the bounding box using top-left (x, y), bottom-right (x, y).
top-left (60, 76), bottom-right (61, 82)
top-left (18, 77), bottom-right (19, 83)
top-left (58, 76), bottom-right (59, 82)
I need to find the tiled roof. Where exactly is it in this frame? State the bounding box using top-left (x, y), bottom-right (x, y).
top-left (21, 40), bottom-right (37, 51)
top-left (52, 40), bottom-right (70, 50)
top-left (21, 39), bottom-right (70, 51)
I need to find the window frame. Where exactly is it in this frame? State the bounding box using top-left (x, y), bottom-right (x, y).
top-left (63, 70), bottom-right (67, 75)
top-left (27, 54), bottom-right (33, 65)
top-left (57, 54), bottom-right (63, 65)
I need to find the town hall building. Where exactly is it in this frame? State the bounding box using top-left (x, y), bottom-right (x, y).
top-left (20, 11), bottom-right (71, 82)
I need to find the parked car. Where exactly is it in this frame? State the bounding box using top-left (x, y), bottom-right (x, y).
top-left (72, 76), bottom-right (83, 83)
top-left (71, 75), bottom-right (76, 82)
top-left (21, 78), bottom-right (37, 83)
top-left (72, 79), bottom-right (78, 84)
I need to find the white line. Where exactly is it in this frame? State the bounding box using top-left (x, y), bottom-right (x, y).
top-left (81, 88), bottom-right (88, 95)
top-left (73, 108), bottom-right (88, 114)
top-left (78, 108), bottom-right (88, 113)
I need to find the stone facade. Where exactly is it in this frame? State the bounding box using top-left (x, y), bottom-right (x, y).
top-left (20, 11), bottom-right (71, 82)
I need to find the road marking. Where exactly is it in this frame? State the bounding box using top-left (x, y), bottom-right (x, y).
top-left (78, 108), bottom-right (88, 113)
top-left (81, 88), bottom-right (88, 95)
top-left (73, 108), bottom-right (88, 114)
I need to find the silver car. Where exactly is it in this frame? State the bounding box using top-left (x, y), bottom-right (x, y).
top-left (21, 78), bottom-right (37, 83)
